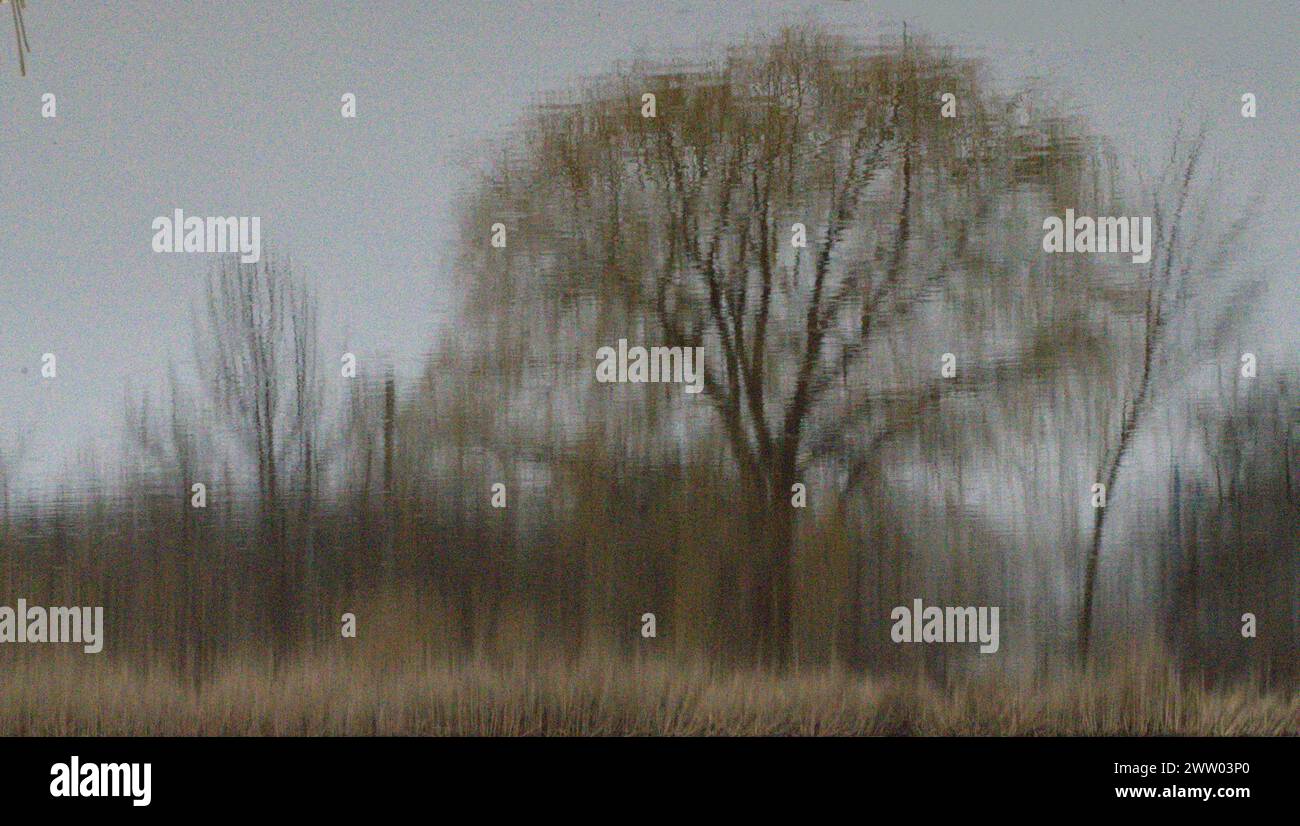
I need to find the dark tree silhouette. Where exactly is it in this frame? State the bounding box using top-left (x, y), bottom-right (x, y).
top-left (454, 26), bottom-right (1129, 667)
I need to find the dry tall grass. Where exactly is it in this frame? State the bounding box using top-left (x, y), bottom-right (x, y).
top-left (2, 652), bottom-right (1294, 736)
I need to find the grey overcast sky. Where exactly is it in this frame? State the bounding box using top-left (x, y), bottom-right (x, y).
top-left (0, 1), bottom-right (1295, 488)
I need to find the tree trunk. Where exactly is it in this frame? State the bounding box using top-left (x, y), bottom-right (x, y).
top-left (752, 472), bottom-right (796, 671)
top-left (768, 495), bottom-right (795, 669)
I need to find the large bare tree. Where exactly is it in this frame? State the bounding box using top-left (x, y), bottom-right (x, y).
top-left (447, 26), bottom-right (1205, 668)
